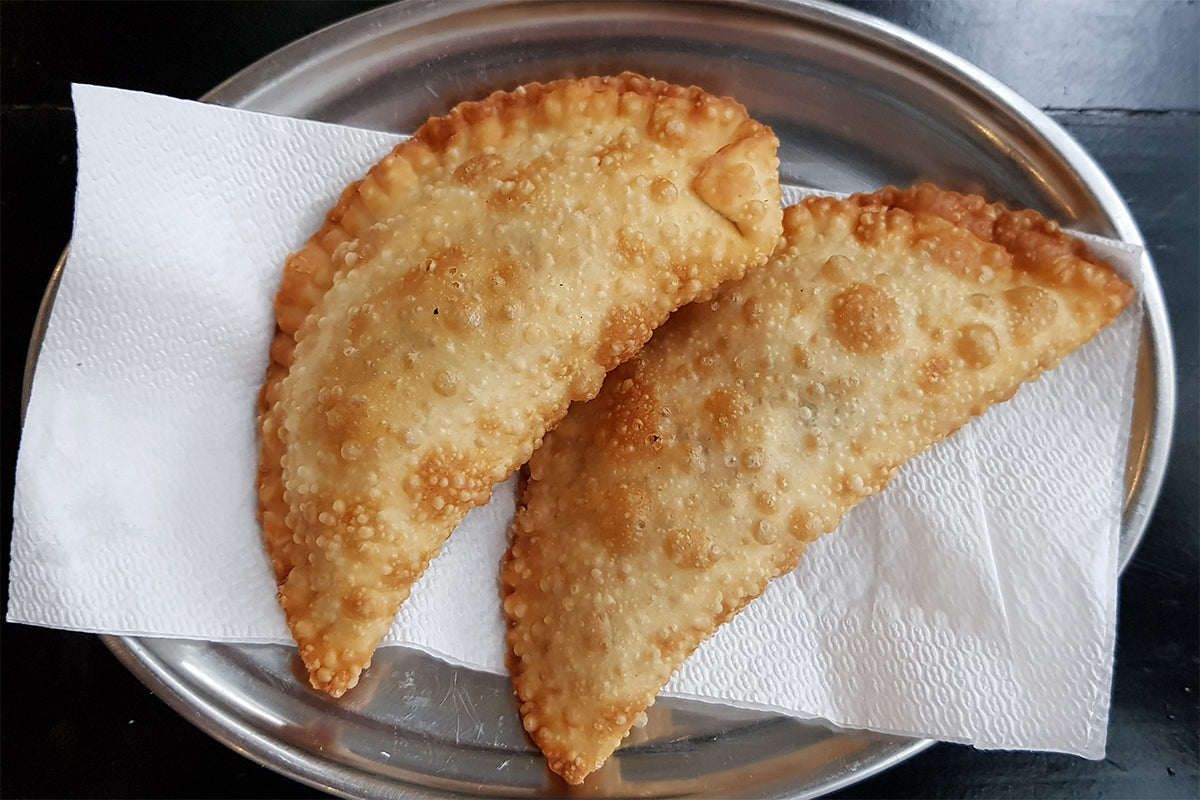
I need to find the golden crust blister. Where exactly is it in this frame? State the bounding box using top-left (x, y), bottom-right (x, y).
top-left (501, 187), bottom-right (1134, 784)
top-left (256, 74), bottom-right (783, 697)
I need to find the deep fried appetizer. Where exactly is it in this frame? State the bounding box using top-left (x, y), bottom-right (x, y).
top-left (257, 74), bottom-right (783, 696)
top-left (502, 187), bottom-right (1133, 784)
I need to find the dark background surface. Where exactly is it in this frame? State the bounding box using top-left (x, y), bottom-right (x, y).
top-left (2, 1), bottom-right (1196, 797)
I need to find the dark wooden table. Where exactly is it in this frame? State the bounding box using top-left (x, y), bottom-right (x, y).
top-left (2, 2), bottom-right (1195, 797)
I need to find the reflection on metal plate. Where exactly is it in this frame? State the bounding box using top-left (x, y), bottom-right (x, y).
top-left (24, 0), bottom-right (1174, 797)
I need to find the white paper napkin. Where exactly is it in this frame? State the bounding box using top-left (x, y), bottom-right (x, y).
top-left (8, 84), bottom-right (1142, 758)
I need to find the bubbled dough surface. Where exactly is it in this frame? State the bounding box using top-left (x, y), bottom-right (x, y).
top-left (259, 74), bottom-right (783, 697)
top-left (502, 189), bottom-right (1133, 784)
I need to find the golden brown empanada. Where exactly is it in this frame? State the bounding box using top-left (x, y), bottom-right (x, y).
top-left (502, 186), bottom-right (1134, 784)
top-left (257, 74), bottom-right (783, 697)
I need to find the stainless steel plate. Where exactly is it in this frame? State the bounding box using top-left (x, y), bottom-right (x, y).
top-left (27, 0), bottom-right (1173, 797)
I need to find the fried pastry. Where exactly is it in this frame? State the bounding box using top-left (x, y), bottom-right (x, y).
top-left (257, 74), bottom-right (783, 696)
top-left (502, 186), bottom-right (1134, 784)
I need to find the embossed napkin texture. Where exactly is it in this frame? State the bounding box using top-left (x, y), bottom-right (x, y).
top-left (9, 85), bottom-right (1142, 758)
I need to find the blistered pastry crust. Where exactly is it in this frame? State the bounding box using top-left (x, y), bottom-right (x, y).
top-left (257, 74), bottom-right (783, 697)
top-left (502, 188), bottom-right (1133, 784)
